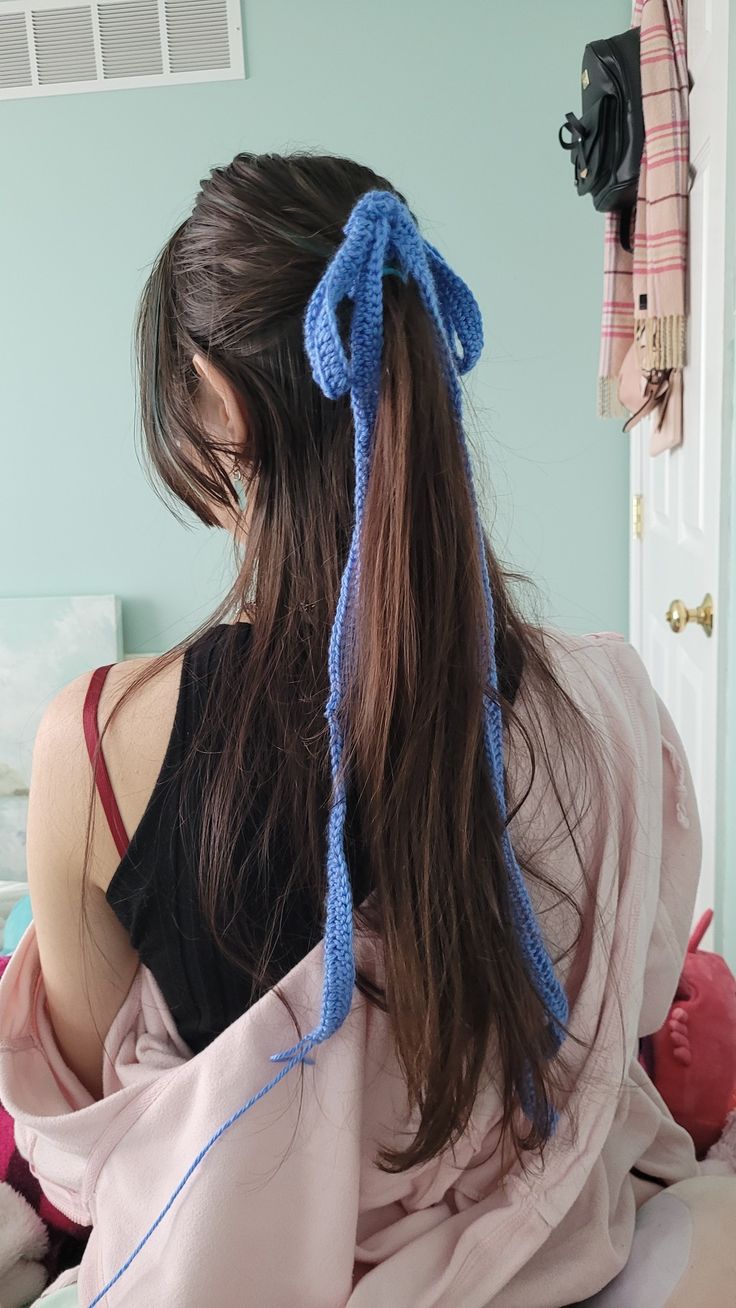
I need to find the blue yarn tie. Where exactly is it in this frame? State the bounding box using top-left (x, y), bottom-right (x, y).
top-left (84, 190), bottom-right (567, 1307)
top-left (275, 190), bottom-right (568, 1079)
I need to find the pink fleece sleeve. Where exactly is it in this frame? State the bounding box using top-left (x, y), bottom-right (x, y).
top-left (638, 695), bottom-right (702, 1038)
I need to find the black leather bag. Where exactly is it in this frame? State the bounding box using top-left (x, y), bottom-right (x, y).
top-left (559, 28), bottom-right (644, 250)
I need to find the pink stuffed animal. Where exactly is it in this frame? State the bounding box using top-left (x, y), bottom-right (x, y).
top-left (644, 910), bottom-right (736, 1156)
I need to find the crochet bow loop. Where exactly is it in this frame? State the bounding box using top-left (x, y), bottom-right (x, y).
top-left (304, 190), bottom-right (483, 415)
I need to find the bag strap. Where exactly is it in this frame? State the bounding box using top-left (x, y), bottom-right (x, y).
top-left (558, 111), bottom-right (587, 151)
top-left (622, 370), bottom-right (672, 434)
top-left (82, 666), bottom-right (130, 859)
top-left (619, 203), bottom-right (634, 254)
top-left (558, 112), bottom-right (594, 189)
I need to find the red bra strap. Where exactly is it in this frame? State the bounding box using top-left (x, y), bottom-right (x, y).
top-left (82, 667), bottom-right (130, 860)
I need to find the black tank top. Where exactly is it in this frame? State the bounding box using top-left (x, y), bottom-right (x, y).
top-left (101, 622), bottom-right (522, 1055)
top-left (104, 624), bottom-right (333, 1053)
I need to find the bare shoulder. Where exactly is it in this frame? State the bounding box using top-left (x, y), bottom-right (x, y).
top-left (35, 654), bottom-right (182, 763)
top-left (26, 656), bottom-right (187, 1097)
top-left (96, 654), bottom-right (184, 737)
top-left (33, 652), bottom-right (185, 891)
top-left (34, 664), bottom-right (98, 749)
top-left (31, 666), bottom-right (109, 831)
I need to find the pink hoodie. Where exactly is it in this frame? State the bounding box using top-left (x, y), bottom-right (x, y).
top-left (0, 634), bottom-right (701, 1307)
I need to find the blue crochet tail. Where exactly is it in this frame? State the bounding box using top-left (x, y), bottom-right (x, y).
top-left (275, 190), bottom-right (568, 1074)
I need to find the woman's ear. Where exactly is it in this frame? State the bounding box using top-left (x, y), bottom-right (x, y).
top-left (192, 353), bottom-right (248, 451)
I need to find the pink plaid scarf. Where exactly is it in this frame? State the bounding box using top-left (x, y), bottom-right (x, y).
top-left (598, 0), bottom-right (688, 452)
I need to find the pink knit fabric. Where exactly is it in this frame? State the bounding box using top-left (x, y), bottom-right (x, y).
top-left (0, 955), bottom-right (89, 1249)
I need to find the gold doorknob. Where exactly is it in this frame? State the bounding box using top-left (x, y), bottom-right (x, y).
top-left (665, 593), bottom-right (714, 637)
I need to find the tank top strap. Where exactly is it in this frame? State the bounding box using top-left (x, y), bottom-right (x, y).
top-left (82, 666), bottom-right (130, 860)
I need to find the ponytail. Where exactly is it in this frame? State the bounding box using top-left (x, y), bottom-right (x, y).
top-left (297, 191), bottom-right (568, 1163)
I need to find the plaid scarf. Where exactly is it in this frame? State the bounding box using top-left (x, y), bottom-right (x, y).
top-left (599, 0), bottom-right (688, 451)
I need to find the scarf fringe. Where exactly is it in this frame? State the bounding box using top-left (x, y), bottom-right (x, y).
top-left (636, 314), bottom-right (686, 372)
top-left (598, 377), bottom-right (629, 421)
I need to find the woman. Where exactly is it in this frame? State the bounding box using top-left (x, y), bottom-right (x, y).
top-left (1, 153), bottom-right (732, 1307)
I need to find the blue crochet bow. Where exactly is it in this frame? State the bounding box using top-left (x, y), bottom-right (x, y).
top-left (276, 190), bottom-right (568, 1069)
top-left (85, 189), bottom-right (567, 1308)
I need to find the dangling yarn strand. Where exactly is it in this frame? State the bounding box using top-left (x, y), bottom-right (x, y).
top-left (277, 190), bottom-right (568, 1068)
top-left (84, 190), bottom-right (567, 1307)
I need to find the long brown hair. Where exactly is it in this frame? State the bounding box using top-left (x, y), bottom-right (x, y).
top-left (95, 152), bottom-right (593, 1171)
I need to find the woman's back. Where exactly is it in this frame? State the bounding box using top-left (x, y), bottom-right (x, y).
top-left (0, 631), bottom-right (701, 1306)
top-left (84, 615), bottom-right (524, 1055)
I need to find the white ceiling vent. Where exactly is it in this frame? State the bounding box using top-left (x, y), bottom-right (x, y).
top-left (0, 0), bottom-right (244, 99)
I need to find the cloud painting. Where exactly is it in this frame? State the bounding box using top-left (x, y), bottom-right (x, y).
top-left (0, 596), bottom-right (122, 878)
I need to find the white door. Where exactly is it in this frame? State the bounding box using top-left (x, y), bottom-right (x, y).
top-left (629, 0), bottom-right (728, 929)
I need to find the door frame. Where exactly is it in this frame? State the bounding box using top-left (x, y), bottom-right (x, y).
top-left (629, 9), bottom-right (736, 966)
top-left (716, 8), bottom-right (736, 969)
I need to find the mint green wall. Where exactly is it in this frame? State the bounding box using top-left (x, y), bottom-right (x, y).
top-left (0, 0), bottom-right (629, 655)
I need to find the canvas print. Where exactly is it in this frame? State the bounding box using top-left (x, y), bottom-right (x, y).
top-left (0, 596), bottom-right (122, 880)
